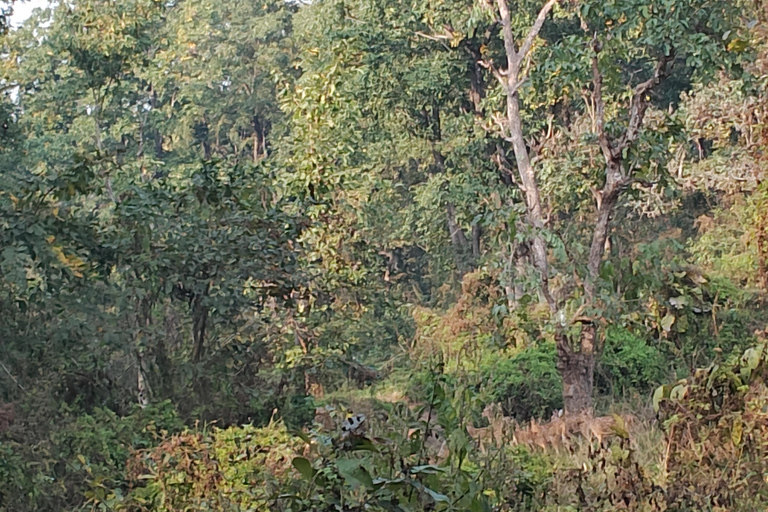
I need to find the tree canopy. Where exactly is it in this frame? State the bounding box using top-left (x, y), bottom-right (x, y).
top-left (1, 0), bottom-right (768, 510)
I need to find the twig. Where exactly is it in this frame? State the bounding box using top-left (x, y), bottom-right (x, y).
top-left (0, 361), bottom-right (25, 391)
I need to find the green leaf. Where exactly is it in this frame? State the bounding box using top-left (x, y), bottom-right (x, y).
top-left (350, 437), bottom-right (380, 452)
top-left (291, 457), bottom-right (316, 480)
top-left (412, 481), bottom-right (449, 503)
top-left (289, 429), bottom-right (312, 445)
top-left (742, 346), bottom-right (763, 372)
top-left (410, 464), bottom-right (445, 475)
top-left (470, 497), bottom-right (489, 512)
top-left (670, 383), bottom-right (689, 401)
top-left (336, 458), bottom-right (374, 489)
top-left (727, 38), bottom-right (748, 53)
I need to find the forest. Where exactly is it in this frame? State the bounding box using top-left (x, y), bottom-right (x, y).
top-left (0, 0), bottom-right (767, 510)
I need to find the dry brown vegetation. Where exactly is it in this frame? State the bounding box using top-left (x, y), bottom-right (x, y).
top-left (465, 402), bottom-right (639, 454)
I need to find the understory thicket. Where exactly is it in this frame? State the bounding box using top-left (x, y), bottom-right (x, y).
top-left (1, 0), bottom-right (768, 510)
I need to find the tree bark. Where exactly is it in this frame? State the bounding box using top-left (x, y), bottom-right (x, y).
top-left (203, 139), bottom-right (212, 160)
top-left (191, 292), bottom-right (209, 363)
top-left (561, 43), bottom-right (673, 413)
top-left (557, 327), bottom-right (596, 415)
top-left (490, 1), bottom-right (673, 414)
top-left (495, 0), bottom-right (558, 312)
top-left (252, 115), bottom-right (266, 161)
top-left (150, 87), bottom-right (164, 160)
top-left (472, 222), bottom-right (481, 259)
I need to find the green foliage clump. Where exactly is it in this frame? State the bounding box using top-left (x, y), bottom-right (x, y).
top-left (282, 379), bottom-right (555, 512)
top-left (598, 326), bottom-right (668, 396)
top-left (481, 343), bottom-right (562, 422)
top-left (0, 0), bottom-right (767, 509)
top-left (0, 401), bottom-right (182, 512)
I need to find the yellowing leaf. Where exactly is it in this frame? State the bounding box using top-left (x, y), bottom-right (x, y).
top-left (661, 313), bottom-right (675, 332)
top-left (731, 415), bottom-right (743, 447)
top-left (51, 245), bottom-right (85, 278)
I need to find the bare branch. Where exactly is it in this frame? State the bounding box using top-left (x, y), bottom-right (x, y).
top-left (616, 52), bottom-right (674, 153)
top-left (0, 361), bottom-right (25, 392)
top-left (414, 31), bottom-right (450, 42)
top-left (591, 36), bottom-right (614, 164)
top-left (497, 0), bottom-right (557, 81)
top-left (478, 59), bottom-right (508, 88)
top-left (496, 0), bottom-right (520, 74)
top-left (518, 0), bottom-right (559, 64)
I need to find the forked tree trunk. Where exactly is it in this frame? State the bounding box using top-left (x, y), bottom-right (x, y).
top-left (492, 0), bottom-right (593, 415)
top-left (495, 0), bottom-right (559, 313)
top-left (492, 0), bottom-right (668, 414)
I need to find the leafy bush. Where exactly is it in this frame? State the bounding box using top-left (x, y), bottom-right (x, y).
top-left (281, 379), bottom-right (555, 512)
top-left (656, 338), bottom-right (768, 510)
top-left (597, 326), bottom-right (669, 396)
top-left (480, 343), bottom-right (563, 421)
top-left (0, 400), bottom-right (183, 512)
top-left (125, 421), bottom-right (301, 512)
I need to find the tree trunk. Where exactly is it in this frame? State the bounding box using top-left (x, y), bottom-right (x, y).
top-left (203, 139), bottom-right (212, 160)
top-left (191, 292), bottom-right (209, 363)
top-left (446, 202), bottom-right (472, 272)
top-left (556, 168), bottom-right (621, 413)
top-left (430, 111), bottom-right (474, 273)
top-left (471, 222), bottom-right (481, 259)
top-left (150, 88), bottom-right (164, 160)
top-left (252, 115), bottom-right (266, 161)
top-left (557, 327), bottom-right (596, 414)
top-left (495, 0), bottom-right (559, 311)
top-left (468, 45), bottom-right (486, 116)
top-left (137, 352), bottom-right (150, 408)
top-left (492, 2), bottom-right (670, 414)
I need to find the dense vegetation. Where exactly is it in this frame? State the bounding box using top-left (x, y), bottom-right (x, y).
top-left (1, 0), bottom-right (767, 510)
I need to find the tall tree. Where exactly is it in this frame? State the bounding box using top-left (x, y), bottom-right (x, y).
top-left (486, 0), bottom-right (740, 412)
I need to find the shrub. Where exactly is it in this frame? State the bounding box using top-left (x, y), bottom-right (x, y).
top-left (125, 421), bottom-right (301, 512)
top-left (656, 339), bottom-right (768, 510)
top-left (0, 400), bottom-right (183, 512)
top-left (597, 326), bottom-right (669, 396)
top-left (480, 343), bottom-right (562, 421)
top-left (280, 379), bottom-right (556, 512)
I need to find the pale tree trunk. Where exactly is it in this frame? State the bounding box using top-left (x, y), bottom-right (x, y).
top-left (494, 0), bottom-right (558, 312)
